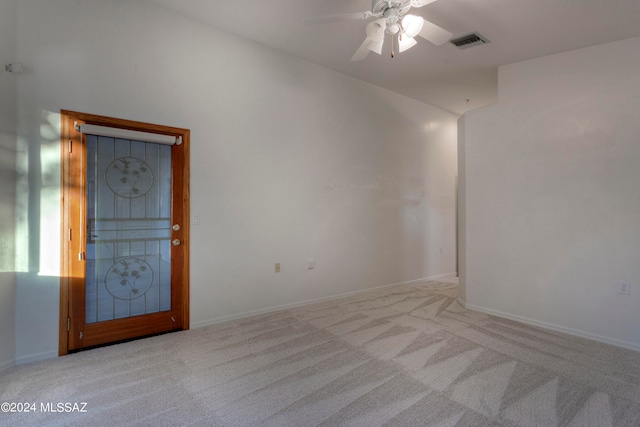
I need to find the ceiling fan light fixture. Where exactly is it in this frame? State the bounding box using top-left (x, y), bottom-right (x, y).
top-left (402, 14), bottom-right (424, 38)
top-left (340, 0), bottom-right (451, 61)
top-left (366, 18), bottom-right (386, 39)
top-left (398, 36), bottom-right (417, 52)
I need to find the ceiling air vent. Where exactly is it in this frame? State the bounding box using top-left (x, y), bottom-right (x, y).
top-left (450, 32), bottom-right (490, 50)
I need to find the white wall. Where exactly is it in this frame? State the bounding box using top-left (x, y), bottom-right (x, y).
top-left (13, 0), bottom-right (458, 363)
top-left (0, 0), bottom-right (17, 370)
top-left (459, 36), bottom-right (640, 350)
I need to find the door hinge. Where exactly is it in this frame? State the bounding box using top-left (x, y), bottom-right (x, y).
top-left (67, 317), bottom-right (70, 331)
top-left (78, 252), bottom-right (85, 261)
top-left (79, 332), bottom-right (83, 340)
top-left (68, 139), bottom-right (72, 153)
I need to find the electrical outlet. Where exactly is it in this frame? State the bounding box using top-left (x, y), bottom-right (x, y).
top-left (275, 263), bottom-right (280, 273)
top-left (619, 282), bottom-right (631, 295)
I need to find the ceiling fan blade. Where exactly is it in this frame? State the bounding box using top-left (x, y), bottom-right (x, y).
top-left (367, 39), bottom-right (384, 55)
top-left (351, 38), bottom-right (373, 61)
top-left (411, 0), bottom-right (439, 7)
top-left (417, 19), bottom-right (453, 46)
top-left (305, 11), bottom-right (370, 24)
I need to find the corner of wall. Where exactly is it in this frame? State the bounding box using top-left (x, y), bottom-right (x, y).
top-left (456, 114), bottom-right (466, 305)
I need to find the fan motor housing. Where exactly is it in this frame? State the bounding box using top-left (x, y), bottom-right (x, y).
top-left (372, 0), bottom-right (411, 17)
top-left (372, 0), bottom-right (396, 13)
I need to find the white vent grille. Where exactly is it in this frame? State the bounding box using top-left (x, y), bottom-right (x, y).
top-left (450, 32), bottom-right (490, 50)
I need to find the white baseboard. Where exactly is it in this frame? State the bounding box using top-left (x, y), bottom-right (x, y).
top-left (192, 273), bottom-right (457, 329)
top-left (465, 303), bottom-right (640, 353)
top-left (0, 358), bottom-right (15, 372)
top-left (8, 275), bottom-right (458, 364)
top-left (15, 351), bottom-right (58, 366)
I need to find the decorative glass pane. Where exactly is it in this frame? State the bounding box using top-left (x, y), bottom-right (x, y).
top-left (85, 135), bottom-right (172, 324)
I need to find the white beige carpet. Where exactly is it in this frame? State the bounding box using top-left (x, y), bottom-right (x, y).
top-left (1, 281), bottom-right (640, 426)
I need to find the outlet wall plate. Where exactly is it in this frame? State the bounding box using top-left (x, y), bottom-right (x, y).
top-left (619, 282), bottom-right (631, 295)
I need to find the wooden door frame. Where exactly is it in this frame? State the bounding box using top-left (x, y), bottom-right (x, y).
top-left (59, 110), bottom-right (190, 355)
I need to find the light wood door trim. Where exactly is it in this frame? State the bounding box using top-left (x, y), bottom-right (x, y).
top-left (59, 110), bottom-right (190, 355)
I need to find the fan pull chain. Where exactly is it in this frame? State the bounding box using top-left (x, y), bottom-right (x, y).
top-left (391, 33), bottom-right (395, 58)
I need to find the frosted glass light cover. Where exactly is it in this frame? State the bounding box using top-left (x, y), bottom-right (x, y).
top-left (402, 15), bottom-right (424, 38)
top-left (399, 36), bottom-right (417, 52)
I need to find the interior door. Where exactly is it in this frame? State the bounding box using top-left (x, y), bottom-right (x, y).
top-left (60, 111), bottom-right (190, 352)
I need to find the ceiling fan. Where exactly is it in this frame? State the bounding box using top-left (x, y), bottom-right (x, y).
top-left (308, 0), bottom-right (453, 61)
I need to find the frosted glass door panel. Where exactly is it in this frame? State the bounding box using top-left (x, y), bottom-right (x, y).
top-left (85, 135), bottom-right (172, 324)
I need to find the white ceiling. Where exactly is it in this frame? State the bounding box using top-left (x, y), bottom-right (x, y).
top-left (144, 0), bottom-right (640, 115)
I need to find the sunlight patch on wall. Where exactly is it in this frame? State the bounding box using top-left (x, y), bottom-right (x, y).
top-left (14, 132), bottom-right (29, 273)
top-left (39, 111), bottom-right (61, 276)
top-left (14, 110), bottom-right (61, 277)
top-left (0, 128), bottom-right (16, 273)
